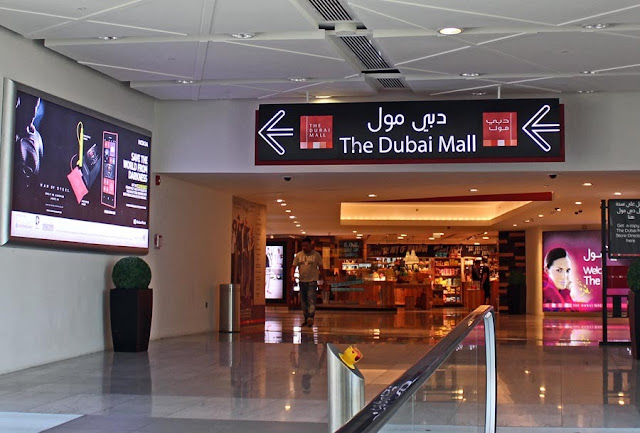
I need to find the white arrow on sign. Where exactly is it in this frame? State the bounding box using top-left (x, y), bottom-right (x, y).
top-left (521, 104), bottom-right (560, 152)
top-left (258, 110), bottom-right (294, 156)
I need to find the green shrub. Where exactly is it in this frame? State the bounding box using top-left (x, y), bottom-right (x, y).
top-left (112, 256), bottom-right (151, 289)
top-left (627, 259), bottom-right (640, 292)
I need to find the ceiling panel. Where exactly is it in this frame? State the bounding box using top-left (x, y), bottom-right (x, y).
top-left (405, 78), bottom-right (493, 94)
top-left (489, 31), bottom-right (640, 73)
top-left (2, 0), bottom-right (640, 100)
top-left (350, 0), bottom-right (541, 30)
top-left (34, 20), bottom-right (185, 39)
top-left (0, 0), bottom-right (132, 19)
top-left (48, 41), bottom-right (201, 79)
top-left (197, 83), bottom-right (294, 100)
top-left (0, 9), bottom-right (68, 36)
top-left (211, 0), bottom-right (317, 33)
top-left (131, 84), bottom-right (198, 100)
top-left (351, 0), bottom-right (640, 28)
top-left (375, 35), bottom-right (469, 65)
top-left (87, 63), bottom-right (189, 82)
top-left (201, 40), bottom-right (357, 80)
top-left (399, 43), bottom-right (553, 76)
top-left (75, 0), bottom-right (209, 36)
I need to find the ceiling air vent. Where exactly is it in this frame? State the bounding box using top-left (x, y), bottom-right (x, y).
top-left (309, 0), bottom-right (354, 21)
top-left (340, 35), bottom-right (390, 70)
top-left (377, 78), bottom-right (405, 89)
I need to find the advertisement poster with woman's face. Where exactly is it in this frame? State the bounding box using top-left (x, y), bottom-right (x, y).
top-left (543, 230), bottom-right (628, 312)
top-left (543, 231), bottom-right (604, 312)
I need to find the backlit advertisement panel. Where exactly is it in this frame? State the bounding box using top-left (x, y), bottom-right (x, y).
top-left (542, 231), bottom-right (629, 312)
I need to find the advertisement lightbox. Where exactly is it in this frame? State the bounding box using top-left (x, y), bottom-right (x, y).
top-left (0, 79), bottom-right (151, 253)
top-left (542, 231), bottom-right (629, 312)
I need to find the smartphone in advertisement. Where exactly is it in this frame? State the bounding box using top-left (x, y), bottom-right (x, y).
top-left (101, 131), bottom-right (118, 208)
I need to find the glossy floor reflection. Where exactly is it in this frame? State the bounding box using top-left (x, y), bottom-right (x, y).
top-left (0, 307), bottom-right (636, 432)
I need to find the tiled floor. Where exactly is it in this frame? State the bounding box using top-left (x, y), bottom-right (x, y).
top-left (0, 307), bottom-right (638, 432)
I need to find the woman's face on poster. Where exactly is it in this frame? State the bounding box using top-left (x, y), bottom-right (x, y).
top-left (547, 256), bottom-right (571, 289)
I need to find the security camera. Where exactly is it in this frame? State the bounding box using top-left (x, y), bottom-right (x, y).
top-left (283, 176), bottom-right (292, 182)
top-left (548, 173), bottom-right (557, 179)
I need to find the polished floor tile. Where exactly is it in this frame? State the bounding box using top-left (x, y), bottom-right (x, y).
top-left (0, 307), bottom-right (637, 432)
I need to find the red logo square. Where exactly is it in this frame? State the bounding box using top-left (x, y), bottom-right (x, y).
top-left (483, 112), bottom-right (517, 147)
top-left (300, 115), bottom-right (333, 149)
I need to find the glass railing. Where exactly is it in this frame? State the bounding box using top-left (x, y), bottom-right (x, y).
top-left (336, 305), bottom-right (496, 433)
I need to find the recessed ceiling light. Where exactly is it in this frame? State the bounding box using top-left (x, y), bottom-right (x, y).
top-left (434, 232), bottom-right (444, 236)
top-left (513, 224), bottom-right (518, 227)
top-left (555, 207), bottom-right (562, 211)
top-left (285, 209), bottom-right (292, 213)
top-left (460, 72), bottom-right (481, 77)
top-left (614, 192), bottom-right (623, 196)
top-left (296, 224), bottom-right (301, 227)
top-left (438, 27), bottom-right (463, 35)
top-left (469, 188), bottom-right (478, 192)
top-left (301, 231), bottom-right (306, 234)
top-left (397, 236), bottom-right (404, 239)
top-left (582, 182), bottom-right (593, 186)
top-left (575, 201), bottom-right (582, 205)
top-left (280, 203), bottom-right (287, 206)
top-left (368, 194), bottom-right (377, 198)
top-left (289, 216), bottom-right (296, 219)
top-left (276, 199), bottom-right (284, 203)
top-left (401, 233), bottom-right (407, 237)
top-left (294, 221), bottom-right (299, 224)
top-left (353, 230), bottom-right (358, 233)
top-left (538, 214), bottom-right (544, 218)
top-left (176, 80), bottom-right (195, 84)
top-left (474, 242), bottom-right (480, 245)
top-left (482, 236), bottom-right (489, 240)
top-left (289, 77), bottom-right (308, 82)
top-left (582, 23), bottom-right (608, 29)
top-left (98, 36), bottom-right (119, 40)
top-left (315, 95), bottom-right (332, 99)
top-left (229, 32), bottom-right (255, 39)
top-left (428, 237), bottom-right (435, 240)
top-left (581, 70), bottom-right (596, 75)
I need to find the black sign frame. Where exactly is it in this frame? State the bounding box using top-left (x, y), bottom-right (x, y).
top-left (256, 99), bottom-right (564, 165)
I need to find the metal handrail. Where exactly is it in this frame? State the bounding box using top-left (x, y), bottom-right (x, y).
top-left (335, 305), bottom-right (497, 433)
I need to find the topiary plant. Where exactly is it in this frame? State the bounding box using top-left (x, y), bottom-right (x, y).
top-left (627, 259), bottom-right (640, 292)
top-left (112, 256), bottom-right (152, 289)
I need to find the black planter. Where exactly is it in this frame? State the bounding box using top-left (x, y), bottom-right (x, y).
top-left (110, 288), bottom-right (153, 352)
top-left (630, 291), bottom-right (640, 359)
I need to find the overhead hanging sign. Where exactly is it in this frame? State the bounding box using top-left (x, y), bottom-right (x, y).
top-left (256, 99), bottom-right (563, 165)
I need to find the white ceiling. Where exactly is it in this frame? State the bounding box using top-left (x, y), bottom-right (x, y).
top-left (3, 0), bottom-right (640, 243)
top-left (3, 0), bottom-right (640, 100)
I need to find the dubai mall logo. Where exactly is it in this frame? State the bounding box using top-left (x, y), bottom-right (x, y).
top-left (300, 115), bottom-right (333, 149)
top-left (483, 112), bottom-right (517, 147)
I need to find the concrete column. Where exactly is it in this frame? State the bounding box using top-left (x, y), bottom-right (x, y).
top-left (526, 228), bottom-right (543, 316)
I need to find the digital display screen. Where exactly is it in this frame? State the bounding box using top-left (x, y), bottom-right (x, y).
top-left (266, 244), bottom-right (284, 300)
top-left (3, 83), bottom-right (151, 253)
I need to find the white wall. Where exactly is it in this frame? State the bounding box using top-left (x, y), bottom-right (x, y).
top-left (146, 175), bottom-right (232, 338)
top-left (153, 92), bottom-right (640, 175)
top-left (0, 27), bottom-right (231, 374)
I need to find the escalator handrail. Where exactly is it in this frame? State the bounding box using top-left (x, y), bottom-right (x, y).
top-left (335, 305), bottom-right (495, 433)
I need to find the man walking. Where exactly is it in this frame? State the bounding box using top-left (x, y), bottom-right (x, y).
top-left (291, 237), bottom-right (324, 327)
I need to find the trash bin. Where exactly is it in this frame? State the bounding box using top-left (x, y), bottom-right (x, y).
top-left (219, 283), bottom-right (239, 333)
